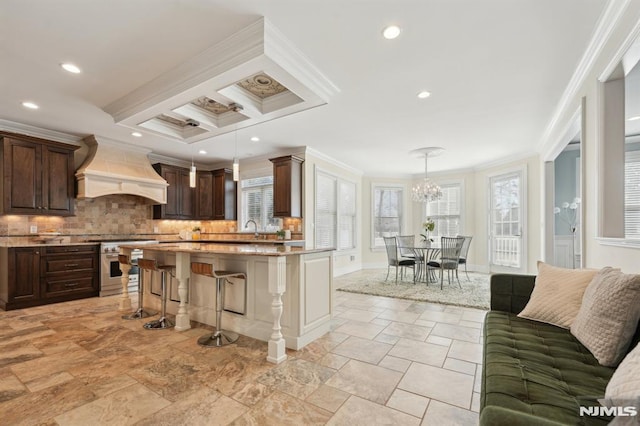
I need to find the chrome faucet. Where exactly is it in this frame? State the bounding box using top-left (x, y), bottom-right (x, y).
top-left (245, 220), bottom-right (259, 239)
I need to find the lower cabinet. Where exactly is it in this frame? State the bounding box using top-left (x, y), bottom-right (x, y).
top-left (0, 244), bottom-right (99, 310)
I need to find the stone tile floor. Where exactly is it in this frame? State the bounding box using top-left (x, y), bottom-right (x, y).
top-left (0, 274), bottom-right (485, 425)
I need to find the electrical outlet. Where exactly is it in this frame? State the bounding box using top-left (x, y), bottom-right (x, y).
top-left (29, 225), bottom-right (38, 234)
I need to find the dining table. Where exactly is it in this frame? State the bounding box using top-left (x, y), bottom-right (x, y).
top-left (398, 241), bottom-right (441, 283)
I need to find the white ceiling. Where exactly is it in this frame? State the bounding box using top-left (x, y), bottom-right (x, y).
top-left (0, 0), bottom-right (608, 176)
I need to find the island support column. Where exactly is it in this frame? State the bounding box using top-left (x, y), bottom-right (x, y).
top-left (118, 247), bottom-right (133, 311)
top-left (174, 251), bottom-right (191, 331)
top-left (267, 256), bottom-right (287, 364)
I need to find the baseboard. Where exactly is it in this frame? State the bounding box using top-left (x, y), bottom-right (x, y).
top-left (334, 263), bottom-right (362, 277)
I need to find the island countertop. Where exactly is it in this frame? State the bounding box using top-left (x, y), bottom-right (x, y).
top-left (120, 241), bottom-right (332, 256)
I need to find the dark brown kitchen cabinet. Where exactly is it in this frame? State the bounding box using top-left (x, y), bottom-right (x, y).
top-left (270, 155), bottom-right (303, 218)
top-left (195, 171), bottom-right (214, 219)
top-left (0, 132), bottom-right (77, 216)
top-left (152, 163), bottom-right (195, 219)
top-left (0, 244), bottom-right (99, 311)
top-left (213, 168), bottom-right (236, 220)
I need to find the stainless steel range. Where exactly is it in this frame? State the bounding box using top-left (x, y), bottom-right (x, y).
top-left (96, 239), bottom-right (159, 296)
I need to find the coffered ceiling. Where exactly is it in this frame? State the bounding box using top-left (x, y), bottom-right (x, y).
top-left (0, 0), bottom-right (608, 176)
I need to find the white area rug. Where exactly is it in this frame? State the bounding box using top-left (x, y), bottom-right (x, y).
top-left (336, 268), bottom-right (490, 310)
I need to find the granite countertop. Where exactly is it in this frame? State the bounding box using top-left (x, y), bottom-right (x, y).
top-left (161, 239), bottom-right (304, 245)
top-left (120, 242), bottom-right (331, 256)
top-left (0, 241), bottom-right (100, 248)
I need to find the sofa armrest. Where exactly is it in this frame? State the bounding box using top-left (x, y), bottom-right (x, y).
top-left (490, 274), bottom-right (536, 314)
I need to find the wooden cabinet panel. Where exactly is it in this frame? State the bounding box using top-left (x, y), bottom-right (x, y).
top-left (9, 247), bottom-right (40, 302)
top-left (270, 155), bottom-right (303, 218)
top-left (153, 164), bottom-right (195, 219)
top-left (213, 168), bottom-right (236, 220)
top-left (179, 170), bottom-right (195, 218)
top-left (42, 275), bottom-right (95, 298)
top-left (44, 256), bottom-right (96, 274)
top-left (195, 171), bottom-right (214, 219)
top-left (1, 133), bottom-right (77, 216)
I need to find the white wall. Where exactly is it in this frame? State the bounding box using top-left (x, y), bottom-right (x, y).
top-left (540, 1), bottom-right (640, 273)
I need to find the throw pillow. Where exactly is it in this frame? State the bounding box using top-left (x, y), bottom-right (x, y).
top-left (570, 267), bottom-right (640, 367)
top-left (604, 342), bottom-right (640, 424)
top-left (517, 262), bottom-right (598, 329)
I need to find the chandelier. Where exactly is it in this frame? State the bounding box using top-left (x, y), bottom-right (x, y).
top-left (411, 147), bottom-right (444, 203)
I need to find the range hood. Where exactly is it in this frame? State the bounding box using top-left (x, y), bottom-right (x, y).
top-left (76, 135), bottom-right (168, 203)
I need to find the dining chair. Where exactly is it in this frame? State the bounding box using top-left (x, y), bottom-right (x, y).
top-left (458, 235), bottom-right (473, 281)
top-left (426, 236), bottom-right (465, 289)
top-left (383, 236), bottom-right (416, 283)
top-left (396, 235), bottom-right (424, 281)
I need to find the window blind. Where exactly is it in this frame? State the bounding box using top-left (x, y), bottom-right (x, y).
top-left (316, 173), bottom-right (337, 248)
top-left (373, 187), bottom-right (403, 247)
top-left (339, 181), bottom-right (356, 249)
top-left (625, 150), bottom-right (640, 239)
top-left (426, 183), bottom-right (461, 237)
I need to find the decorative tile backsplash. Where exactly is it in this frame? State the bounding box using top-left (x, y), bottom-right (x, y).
top-left (0, 194), bottom-right (303, 241)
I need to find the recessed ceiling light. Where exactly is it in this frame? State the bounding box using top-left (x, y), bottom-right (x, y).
top-left (417, 91), bottom-right (431, 99)
top-left (131, 132), bottom-right (142, 137)
top-left (628, 115), bottom-right (640, 121)
top-left (250, 136), bottom-right (260, 142)
top-left (22, 101), bottom-right (39, 110)
top-left (382, 25), bottom-right (401, 40)
top-left (198, 150), bottom-right (207, 154)
top-left (61, 63), bottom-right (81, 74)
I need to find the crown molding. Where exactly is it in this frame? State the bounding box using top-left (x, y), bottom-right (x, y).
top-left (538, 0), bottom-right (632, 150)
top-left (0, 119), bottom-right (83, 145)
top-left (305, 147), bottom-right (363, 176)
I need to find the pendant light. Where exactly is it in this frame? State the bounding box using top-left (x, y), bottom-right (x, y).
top-left (411, 147), bottom-right (444, 203)
top-left (189, 151), bottom-right (196, 188)
top-left (233, 127), bottom-right (239, 181)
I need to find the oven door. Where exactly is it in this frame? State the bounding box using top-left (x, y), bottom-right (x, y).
top-left (100, 250), bottom-right (141, 297)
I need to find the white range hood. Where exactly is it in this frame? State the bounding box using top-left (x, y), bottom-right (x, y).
top-left (75, 135), bottom-right (168, 203)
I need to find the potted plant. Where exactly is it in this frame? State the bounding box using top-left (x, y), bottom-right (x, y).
top-left (276, 230), bottom-right (286, 240)
top-left (421, 219), bottom-right (435, 245)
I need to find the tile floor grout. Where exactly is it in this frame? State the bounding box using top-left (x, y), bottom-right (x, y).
top-left (0, 270), bottom-right (486, 425)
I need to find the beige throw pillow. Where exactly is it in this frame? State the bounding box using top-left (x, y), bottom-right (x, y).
top-left (570, 267), bottom-right (640, 367)
top-left (604, 342), bottom-right (640, 425)
top-left (517, 262), bottom-right (598, 329)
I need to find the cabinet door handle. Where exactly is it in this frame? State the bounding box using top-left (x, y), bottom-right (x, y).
top-left (64, 263), bottom-right (79, 267)
top-left (35, 251), bottom-right (40, 255)
top-left (64, 282), bottom-right (79, 287)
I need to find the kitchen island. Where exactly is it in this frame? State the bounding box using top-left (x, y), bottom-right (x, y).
top-left (119, 242), bottom-right (333, 363)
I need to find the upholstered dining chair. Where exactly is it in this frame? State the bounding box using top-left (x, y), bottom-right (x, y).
top-left (458, 235), bottom-right (473, 281)
top-left (426, 236), bottom-right (465, 289)
top-left (383, 236), bottom-right (416, 283)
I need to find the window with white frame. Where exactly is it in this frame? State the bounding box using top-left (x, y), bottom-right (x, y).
top-left (626, 149), bottom-right (640, 239)
top-left (240, 176), bottom-right (279, 231)
top-left (372, 185), bottom-right (403, 248)
top-left (315, 171), bottom-right (357, 250)
top-left (426, 183), bottom-right (461, 238)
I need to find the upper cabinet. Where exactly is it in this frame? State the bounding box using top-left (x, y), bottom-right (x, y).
top-left (213, 168), bottom-right (236, 220)
top-left (270, 155), bottom-right (303, 218)
top-left (0, 132), bottom-right (77, 216)
top-left (195, 170), bottom-right (214, 220)
top-left (152, 163), bottom-right (194, 219)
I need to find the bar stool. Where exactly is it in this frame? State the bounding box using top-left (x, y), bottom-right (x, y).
top-left (191, 262), bottom-right (246, 347)
top-left (137, 258), bottom-right (175, 330)
top-left (120, 254), bottom-right (157, 320)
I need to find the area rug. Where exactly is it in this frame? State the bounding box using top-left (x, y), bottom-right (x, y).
top-left (336, 268), bottom-right (490, 310)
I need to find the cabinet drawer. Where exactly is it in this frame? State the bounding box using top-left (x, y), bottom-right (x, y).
top-left (44, 256), bottom-right (96, 274)
top-left (43, 276), bottom-right (94, 296)
top-left (45, 245), bottom-right (98, 255)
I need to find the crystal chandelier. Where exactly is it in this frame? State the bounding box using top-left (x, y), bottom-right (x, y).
top-left (411, 147), bottom-right (444, 203)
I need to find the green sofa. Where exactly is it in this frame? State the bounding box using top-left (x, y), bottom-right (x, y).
top-left (480, 274), bottom-right (640, 425)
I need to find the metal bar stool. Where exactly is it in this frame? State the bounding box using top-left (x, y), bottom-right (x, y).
top-left (191, 262), bottom-right (246, 347)
top-left (120, 254), bottom-right (157, 320)
top-left (137, 258), bottom-right (175, 330)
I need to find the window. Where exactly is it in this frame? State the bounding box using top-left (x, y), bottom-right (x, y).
top-left (315, 171), bottom-right (357, 250)
top-left (372, 185), bottom-right (403, 248)
top-left (489, 170), bottom-right (525, 270)
top-left (626, 149), bottom-right (640, 239)
top-left (426, 183), bottom-right (461, 238)
top-left (240, 176), bottom-right (279, 231)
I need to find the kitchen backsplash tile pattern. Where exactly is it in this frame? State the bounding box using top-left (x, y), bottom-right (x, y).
top-left (0, 194), bottom-right (303, 240)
